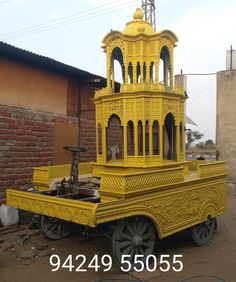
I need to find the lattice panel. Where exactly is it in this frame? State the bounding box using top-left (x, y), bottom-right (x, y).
top-left (100, 168), bottom-right (184, 194)
top-left (104, 100), bottom-right (124, 125)
top-left (101, 174), bottom-right (126, 193)
top-left (125, 169), bottom-right (184, 191)
top-left (162, 99), bottom-right (178, 121)
top-left (107, 38), bottom-right (125, 56)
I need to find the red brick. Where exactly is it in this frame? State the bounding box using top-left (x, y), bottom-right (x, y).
top-left (8, 124), bottom-right (18, 130)
top-left (0, 111), bottom-right (11, 117)
top-left (0, 117), bottom-right (15, 123)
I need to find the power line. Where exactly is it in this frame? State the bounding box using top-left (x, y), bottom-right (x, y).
top-left (0, 0), bottom-right (123, 37)
top-left (0, 0), bottom-right (10, 5)
top-left (188, 77), bottom-right (215, 104)
top-left (183, 73), bottom-right (216, 76)
top-left (0, 0), bottom-right (138, 39)
top-left (0, 0), bottom-right (139, 40)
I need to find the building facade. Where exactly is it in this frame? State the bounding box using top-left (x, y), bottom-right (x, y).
top-left (0, 42), bottom-right (106, 203)
top-left (217, 64), bottom-right (236, 181)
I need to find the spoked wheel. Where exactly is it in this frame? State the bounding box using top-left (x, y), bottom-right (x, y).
top-left (191, 218), bottom-right (217, 246)
top-left (40, 215), bottom-right (72, 240)
top-left (112, 217), bottom-right (156, 267)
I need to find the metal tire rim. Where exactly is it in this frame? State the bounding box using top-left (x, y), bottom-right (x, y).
top-left (40, 215), bottom-right (72, 240)
top-left (112, 217), bottom-right (156, 267)
top-left (191, 218), bottom-right (216, 246)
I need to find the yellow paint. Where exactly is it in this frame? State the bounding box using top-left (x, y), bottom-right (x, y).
top-left (93, 8), bottom-right (186, 176)
top-left (7, 160), bottom-right (226, 238)
top-left (6, 8), bottom-right (227, 240)
top-left (32, 162), bottom-right (93, 190)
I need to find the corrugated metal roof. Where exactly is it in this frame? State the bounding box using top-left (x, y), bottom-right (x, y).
top-left (0, 41), bottom-right (106, 85)
top-left (185, 114), bottom-right (197, 126)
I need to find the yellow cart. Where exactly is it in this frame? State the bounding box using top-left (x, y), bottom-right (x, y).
top-left (6, 8), bottom-right (227, 266)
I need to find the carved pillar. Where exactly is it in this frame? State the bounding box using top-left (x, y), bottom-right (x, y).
top-left (164, 59), bottom-right (168, 88)
top-left (146, 61), bottom-right (150, 82)
top-left (142, 121), bottom-right (145, 157)
top-left (111, 60), bottom-right (115, 90)
top-left (107, 61), bottom-right (111, 88)
top-left (176, 123), bottom-right (180, 161)
top-left (123, 122), bottom-right (127, 162)
top-left (133, 62), bottom-right (137, 83)
top-left (102, 126), bottom-right (107, 163)
top-left (149, 123), bottom-right (153, 157)
top-left (155, 59), bottom-right (159, 83)
top-left (140, 61), bottom-right (144, 83)
top-left (170, 66), bottom-right (174, 90)
top-left (160, 124), bottom-right (163, 160)
top-left (134, 121), bottom-right (138, 158)
top-left (124, 63), bottom-right (129, 84)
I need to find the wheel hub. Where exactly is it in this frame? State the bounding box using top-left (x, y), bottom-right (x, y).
top-left (132, 235), bottom-right (143, 247)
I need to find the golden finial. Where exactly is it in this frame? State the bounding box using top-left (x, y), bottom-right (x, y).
top-left (133, 8), bottom-right (143, 20)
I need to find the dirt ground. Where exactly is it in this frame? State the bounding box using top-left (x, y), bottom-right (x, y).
top-left (0, 185), bottom-right (236, 282)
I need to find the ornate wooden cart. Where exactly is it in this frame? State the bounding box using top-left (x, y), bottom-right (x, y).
top-left (7, 8), bottom-right (227, 266)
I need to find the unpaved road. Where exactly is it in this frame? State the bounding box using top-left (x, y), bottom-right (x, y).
top-left (0, 185), bottom-right (236, 282)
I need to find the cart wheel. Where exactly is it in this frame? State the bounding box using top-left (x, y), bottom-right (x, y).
top-left (40, 216), bottom-right (72, 240)
top-left (112, 217), bottom-right (156, 267)
top-left (191, 218), bottom-right (216, 246)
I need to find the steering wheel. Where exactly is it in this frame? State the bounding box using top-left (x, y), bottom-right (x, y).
top-left (63, 145), bottom-right (86, 153)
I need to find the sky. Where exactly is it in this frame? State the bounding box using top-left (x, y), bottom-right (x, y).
top-left (0, 0), bottom-right (236, 142)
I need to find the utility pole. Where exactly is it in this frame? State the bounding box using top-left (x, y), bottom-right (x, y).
top-left (141, 0), bottom-right (156, 31)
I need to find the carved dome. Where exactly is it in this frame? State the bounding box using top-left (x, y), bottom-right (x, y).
top-left (123, 8), bottom-right (156, 36)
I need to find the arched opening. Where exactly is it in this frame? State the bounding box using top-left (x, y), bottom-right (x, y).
top-left (180, 122), bottom-right (183, 152)
top-left (127, 121), bottom-right (134, 156)
top-left (111, 47), bottom-right (124, 92)
top-left (106, 114), bottom-right (123, 161)
top-left (97, 124), bottom-right (102, 155)
top-left (152, 120), bottom-right (159, 155)
top-left (163, 113), bottom-right (176, 160)
top-left (136, 62), bottom-right (141, 83)
top-left (159, 46), bottom-right (171, 87)
top-left (138, 120), bottom-right (143, 156)
top-left (145, 120), bottom-right (149, 155)
top-left (128, 62), bottom-right (133, 84)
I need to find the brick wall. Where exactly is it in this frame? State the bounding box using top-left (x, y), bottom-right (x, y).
top-left (79, 117), bottom-right (96, 162)
top-left (0, 105), bottom-right (78, 204)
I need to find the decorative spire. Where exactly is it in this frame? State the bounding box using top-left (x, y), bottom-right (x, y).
top-left (133, 8), bottom-right (143, 20)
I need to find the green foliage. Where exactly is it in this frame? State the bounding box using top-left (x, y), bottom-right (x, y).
top-left (196, 139), bottom-right (215, 149)
top-left (186, 129), bottom-right (204, 148)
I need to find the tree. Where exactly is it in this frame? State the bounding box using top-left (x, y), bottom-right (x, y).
top-left (196, 141), bottom-right (205, 149)
top-left (205, 139), bottom-right (215, 148)
top-left (186, 130), bottom-right (204, 148)
top-left (196, 139), bottom-right (215, 149)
